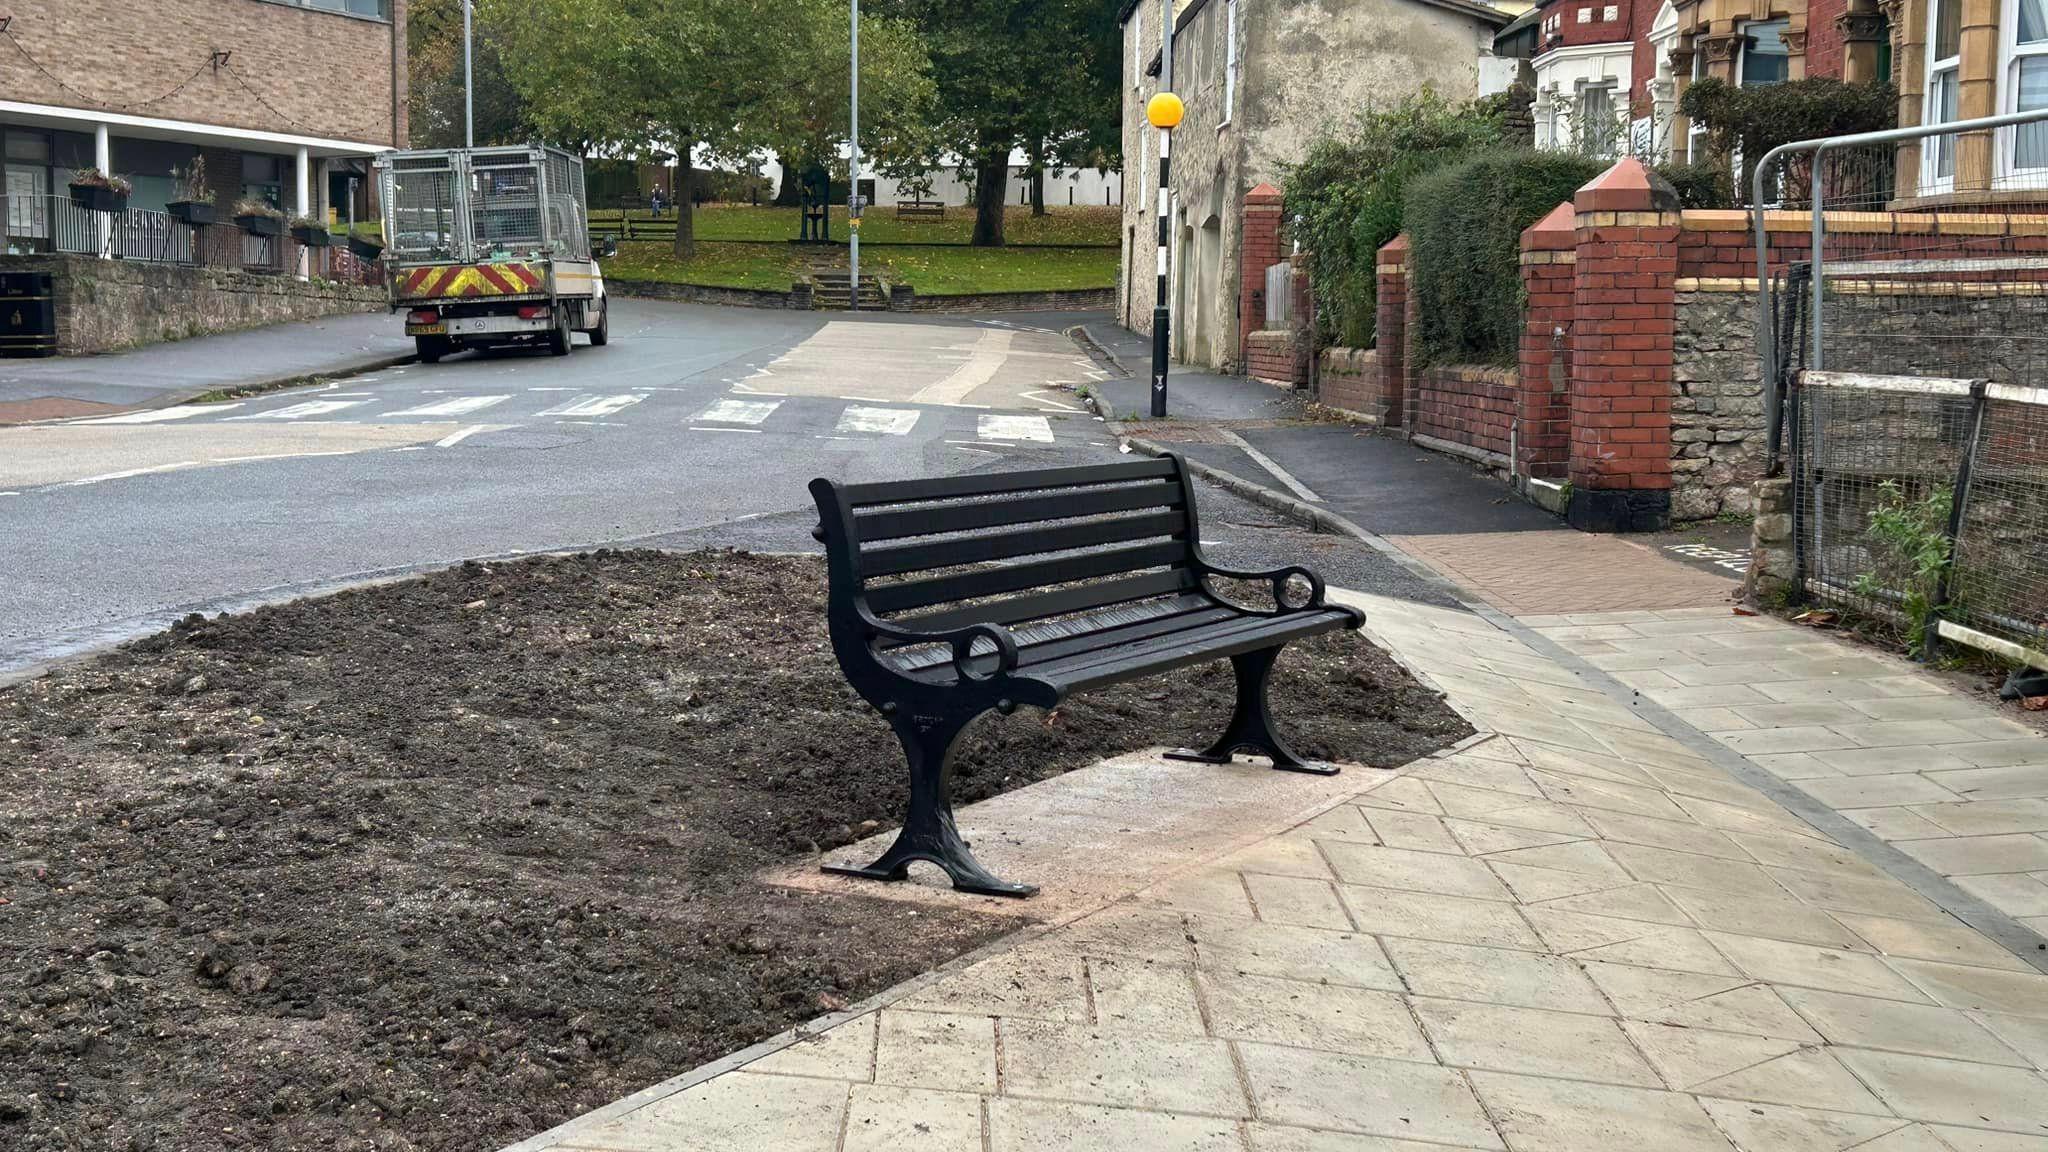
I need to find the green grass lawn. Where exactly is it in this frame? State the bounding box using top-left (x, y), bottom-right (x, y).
top-left (602, 239), bottom-right (1118, 297)
top-left (589, 204), bottom-right (1119, 246)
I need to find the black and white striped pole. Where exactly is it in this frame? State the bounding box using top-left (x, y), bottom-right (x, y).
top-left (1146, 91), bottom-right (1183, 418)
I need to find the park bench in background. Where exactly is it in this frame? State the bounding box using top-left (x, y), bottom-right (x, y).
top-left (895, 198), bottom-right (946, 219)
top-left (809, 455), bottom-right (1364, 897)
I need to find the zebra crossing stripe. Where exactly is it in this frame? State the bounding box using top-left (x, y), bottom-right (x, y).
top-left (977, 414), bottom-right (1054, 442)
top-left (693, 399), bottom-right (782, 424)
top-left (73, 403), bottom-right (243, 424)
top-left (225, 399), bottom-right (371, 421)
top-left (539, 394), bottom-right (643, 418)
top-left (385, 394), bottom-right (511, 418)
top-left (836, 406), bottom-right (920, 436)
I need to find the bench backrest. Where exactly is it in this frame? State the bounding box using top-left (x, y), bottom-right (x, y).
top-left (810, 456), bottom-right (1203, 642)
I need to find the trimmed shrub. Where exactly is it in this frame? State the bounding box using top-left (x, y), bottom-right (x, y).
top-left (1679, 76), bottom-right (1897, 204)
top-left (1283, 91), bottom-right (1505, 347)
top-left (1656, 159), bottom-right (1736, 209)
top-left (1404, 148), bottom-right (1603, 367)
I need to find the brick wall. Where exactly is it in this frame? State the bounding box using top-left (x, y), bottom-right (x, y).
top-left (1317, 347), bottom-right (1378, 418)
top-left (1240, 184), bottom-right (1285, 367)
top-left (1244, 330), bottom-right (1303, 386)
top-left (1413, 365), bottom-right (1518, 460)
top-left (0, 0), bottom-right (405, 147)
top-left (1519, 201), bottom-right (1577, 479)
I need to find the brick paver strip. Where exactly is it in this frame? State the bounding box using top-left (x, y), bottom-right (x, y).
top-left (1386, 530), bottom-right (1737, 615)
top-left (513, 592), bottom-right (2048, 1152)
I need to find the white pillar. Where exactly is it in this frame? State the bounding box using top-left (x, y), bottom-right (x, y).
top-left (94, 123), bottom-right (111, 259)
top-left (295, 146), bottom-right (311, 280)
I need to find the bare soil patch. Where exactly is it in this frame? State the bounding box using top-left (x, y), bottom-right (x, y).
top-left (1, 550), bottom-right (1469, 1151)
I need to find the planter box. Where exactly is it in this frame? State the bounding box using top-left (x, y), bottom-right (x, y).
top-left (69, 184), bottom-right (128, 214)
top-left (237, 214), bottom-right (284, 237)
top-left (346, 236), bottom-right (384, 260)
top-left (166, 200), bottom-right (216, 227)
top-left (292, 225), bottom-right (332, 248)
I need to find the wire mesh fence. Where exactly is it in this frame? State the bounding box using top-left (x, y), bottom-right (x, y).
top-left (1758, 111), bottom-right (2048, 667)
top-left (1794, 373), bottom-right (2048, 664)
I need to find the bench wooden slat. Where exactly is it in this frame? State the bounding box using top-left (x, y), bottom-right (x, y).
top-left (839, 457), bottom-right (1175, 507)
top-left (879, 592), bottom-right (1211, 656)
top-left (897, 602), bottom-right (1245, 677)
top-left (861, 509), bottom-right (1187, 579)
top-left (898, 568), bottom-right (1198, 634)
top-left (1046, 610), bottom-right (1356, 692)
top-left (866, 540), bottom-right (1188, 615)
top-left (855, 479), bottom-right (1182, 543)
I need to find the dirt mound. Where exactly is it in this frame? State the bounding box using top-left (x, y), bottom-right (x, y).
top-left (0, 549), bottom-right (1469, 1151)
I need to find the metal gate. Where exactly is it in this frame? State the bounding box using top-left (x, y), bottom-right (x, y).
top-left (1753, 108), bottom-right (2048, 665)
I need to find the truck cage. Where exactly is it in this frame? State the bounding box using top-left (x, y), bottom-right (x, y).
top-left (378, 145), bottom-right (589, 267)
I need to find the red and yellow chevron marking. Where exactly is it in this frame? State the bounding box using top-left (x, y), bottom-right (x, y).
top-left (398, 262), bottom-right (543, 300)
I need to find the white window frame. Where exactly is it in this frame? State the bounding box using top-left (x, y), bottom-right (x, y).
top-left (1998, 0), bottom-right (2048, 177)
top-left (1576, 80), bottom-right (1620, 158)
top-left (1132, 7), bottom-right (1143, 91)
top-left (1221, 0), bottom-right (1238, 125)
top-left (1924, 0), bottom-right (1962, 193)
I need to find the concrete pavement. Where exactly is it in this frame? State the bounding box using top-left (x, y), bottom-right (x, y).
top-left (0, 310), bottom-right (411, 423)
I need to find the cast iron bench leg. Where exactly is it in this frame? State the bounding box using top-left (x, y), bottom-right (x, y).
top-left (1165, 647), bottom-right (1339, 776)
top-left (823, 709), bottom-right (1040, 898)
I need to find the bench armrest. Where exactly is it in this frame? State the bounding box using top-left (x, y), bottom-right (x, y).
top-left (860, 604), bottom-right (1021, 680)
top-left (1197, 562), bottom-right (1328, 615)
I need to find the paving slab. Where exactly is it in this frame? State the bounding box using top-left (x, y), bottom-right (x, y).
top-left (510, 592), bottom-right (2048, 1152)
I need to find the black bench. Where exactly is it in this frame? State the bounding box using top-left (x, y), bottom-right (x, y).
top-left (809, 454), bottom-right (1365, 897)
top-left (895, 198), bottom-right (946, 219)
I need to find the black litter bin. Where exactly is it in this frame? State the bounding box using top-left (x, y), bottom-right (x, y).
top-left (0, 271), bottom-right (56, 358)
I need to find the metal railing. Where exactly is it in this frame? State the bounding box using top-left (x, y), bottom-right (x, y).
top-left (3, 194), bottom-right (195, 264)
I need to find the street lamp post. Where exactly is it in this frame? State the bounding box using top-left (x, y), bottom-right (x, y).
top-left (1146, 91), bottom-right (1183, 418)
top-left (463, 0), bottom-right (474, 148)
top-left (849, 0), bottom-right (861, 311)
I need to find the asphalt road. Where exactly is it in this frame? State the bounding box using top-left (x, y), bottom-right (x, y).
top-left (1, 300), bottom-right (1464, 674)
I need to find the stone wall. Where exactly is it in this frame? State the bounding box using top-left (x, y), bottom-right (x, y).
top-left (1317, 346), bottom-right (1378, 419)
top-left (0, 255), bottom-right (384, 356)
top-left (1672, 290), bottom-right (1768, 519)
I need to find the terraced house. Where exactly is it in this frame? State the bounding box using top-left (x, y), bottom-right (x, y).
top-left (0, 0), bottom-right (408, 259)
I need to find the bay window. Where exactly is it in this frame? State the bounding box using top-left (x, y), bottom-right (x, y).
top-left (2006, 0), bottom-right (2048, 171)
top-left (1927, 0), bottom-right (1961, 186)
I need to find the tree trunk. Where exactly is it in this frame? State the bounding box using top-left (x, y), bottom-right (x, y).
top-left (1029, 140), bottom-right (1047, 217)
top-left (772, 156), bottom-right (804, 207)
top-left (971, 158), bottom-right (1007, 247)
top-left (672, 145), bottom-right (697, 259)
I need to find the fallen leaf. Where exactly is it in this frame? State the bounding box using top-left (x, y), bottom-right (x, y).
top-left (2023, 695), bottom-right (2048, 711)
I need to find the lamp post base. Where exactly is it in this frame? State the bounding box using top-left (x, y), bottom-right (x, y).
top-left (1151, 305), bottom-right (1170, 418)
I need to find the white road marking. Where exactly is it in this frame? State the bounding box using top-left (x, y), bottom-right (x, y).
top-left (1219, 429), bottom-right (1322, 503)
top-left (527, 386), bottom-right (581, 391)
top-left (225, 399), bottom-right (370, 421)
top-left (977, 414), bottom-right (1053, 443)
top-left (1021, 389), bottom-right (1083, 413)
top-left (835, 406), bottom-right (920, 436)
top-left (952, 445), bottom-right (1000, 456)
top-left (0, 491), bottom-right (22, 496)
top-left (61, 462), bottom-right (199, 486)
top-left (692, 398), bottom-right (781, 424)
top-left (386, 394), bottom-right (511, 418)
top-left (912, 328), bottom-right (1014, 405)
top-left (539, 394), bottom-right (642, 418)
top-left (689, 426), bottom-right (762, 433)
top-left (553, 419), bottom-right (627, 427)
top-left (210, 450), bottom-right (354, 464)
top-left (73, 403), bottom-right (243, 424)
top-left (435, 424), bottom-right (491, 448)
top-left (391, 446), bottom-right (427, 452)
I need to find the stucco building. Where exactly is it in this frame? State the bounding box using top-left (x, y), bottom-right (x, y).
top-left (1118, 0), bottom-right (1517, 373)
top-left (1, 0), bottom-right (407, 254)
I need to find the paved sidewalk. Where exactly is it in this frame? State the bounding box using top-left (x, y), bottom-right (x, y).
top-left (516, 592), bottom-right (2048, 1152)
top-left (0, 310), bottom-right (408, 423)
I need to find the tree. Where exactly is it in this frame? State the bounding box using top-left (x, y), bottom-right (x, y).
top-left (876, 0), bottom-right (1115, 247)
top-left (754, 0), bottom-right (934, 210)
top-left (408, 0), bottom-right (528, 149)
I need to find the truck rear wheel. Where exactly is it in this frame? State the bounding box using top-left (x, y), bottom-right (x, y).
top-left (415, 334), bottom-right (451, 364)
top-left (587, 302), bottom-right (609, 347)
top-left (548, 307), bottom-right (572, 357)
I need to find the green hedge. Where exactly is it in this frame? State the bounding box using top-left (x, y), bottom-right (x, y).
top-left (1680, 76), bottom-right (1897, 204)
top-left (1282, 91), bottom-right (1504, 348)
top-left (1404, 149), bottom-right (1603, 367)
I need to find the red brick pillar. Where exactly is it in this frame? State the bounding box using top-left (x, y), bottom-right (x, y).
top-left (1518, 201), bottom-right (1577, 480)
top-left (1239, 183), bottom-right (1285, 368)
top-left (1568, 159), bottom-right (1678, 532)
top-left (1375, 235), bottom-right (1408, 428)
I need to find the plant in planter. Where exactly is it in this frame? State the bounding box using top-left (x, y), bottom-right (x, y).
top-left (68, 168), bottom-right (133, 213)
top-left (166, 157), bottom-right (217, 226)
top-left (289, 215), bottom-right (331, 247)
top-left (234, 199), bottom-right (285, 237)
top-left (346, 231), bottom-right (384, 260)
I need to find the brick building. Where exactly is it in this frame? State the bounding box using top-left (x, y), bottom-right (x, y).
top-left (1, 0), bottom-right (407, 252)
